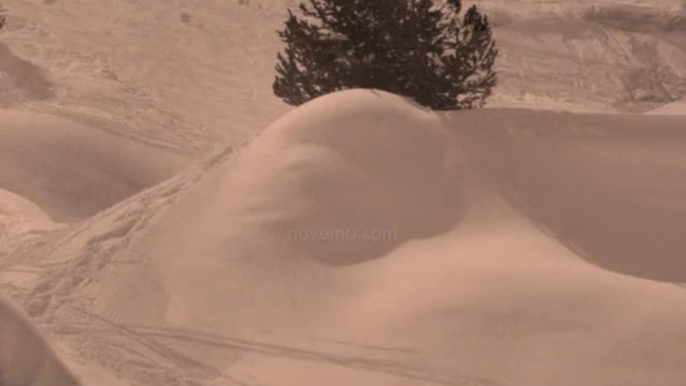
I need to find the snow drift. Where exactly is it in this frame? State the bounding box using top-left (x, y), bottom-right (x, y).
top-left (0, 108), bottom-right (190, 222)
top-left (0, 295), bottom-right (80, 386)
top-left (67, 90), bottom-right (461, 333)
top-left (211, 90), bottom-right (461, 264)
top-left (648, 97), bottom-right (686, 114)
top-left (0, 188), bottom-right (61, 258)
top-left (16, 90), bottom-right (686, 386)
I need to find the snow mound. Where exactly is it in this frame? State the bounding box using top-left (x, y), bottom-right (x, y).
top-left (647, 97), bottom-right (686, 114)
top-left (74, 90), bottom-right (462, 332)
top-left (0, 108), bottom-right (190, 222)
top-left (0, 295), bottom-right (80, 386)
top-left (0, 188), bottom-right (62, 258)
top-left (223, 89), bottom-right (461, 264)
top-left (0, 189), bottom-right (52, 226)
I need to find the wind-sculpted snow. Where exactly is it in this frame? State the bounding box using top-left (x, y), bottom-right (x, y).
top-left (9, 90), bottom-right (686, 386)
top-left (647, 97), bottom-right (686, 114)
top-left (0, 295), bottom-right (80, 386)
top-left (0, 109), bottom-right (190, 222)
top-left (0, 43), bottom-right (55, 104)
top-left (218, 90), bottom-right (462, 264)
top-left (1, 0), bottom-right (686, 384)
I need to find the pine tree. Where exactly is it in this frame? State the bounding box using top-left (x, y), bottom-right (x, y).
top-left (273, 0), bottom-right (498, 110)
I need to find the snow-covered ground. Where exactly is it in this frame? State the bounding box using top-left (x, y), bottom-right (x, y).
top-left (647, 97), bottom-right (686, 114)
top-left (2, 89), bottom-right (686, 386)
top-left (0, 295), bottom-right (80, 386)
top-left (0, 108), bottom-right (190, 223)
top-left (1, 1), bottom-right (686, 385)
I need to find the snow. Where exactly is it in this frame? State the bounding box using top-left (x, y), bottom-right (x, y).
top-left (1, 0), bottom-right (686, 385)
top-left (646, 97), bottom-right (686, 114)
top-left (0, 108), bottom-right (190, 222)
top-left (0, 188), bottom-right (62, 260)
top-left (0, 295), bottom-right (80, 386)
top-left (2, 89), bottom-right (683, 385)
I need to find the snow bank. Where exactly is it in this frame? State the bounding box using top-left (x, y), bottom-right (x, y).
top-left (446, 108), bottom-right (686, 283)
top-left (218, 89), bottom-right (461, 264)
top-left (647, 98), bottom-right (686, 114)
top-left (0, 295), bottom-right (80, 386)
top-left (0, 108), bottom-right (190, 222)
top-left (0, 188), bottom-right (62, 258)
top-left (0, 189), bottom-right (53, 226)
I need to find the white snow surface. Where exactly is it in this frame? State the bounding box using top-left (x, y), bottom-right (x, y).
top-left (2, 90), bottom-right (685, 386)
top-left (1, 0), bottom-right (686, 384)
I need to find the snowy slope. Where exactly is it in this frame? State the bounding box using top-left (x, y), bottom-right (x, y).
top-left (647, 96), bottom-right (686, 114)
top-left (0, 295), bottom-right (80, 386)
top-left (0, 188), bottom-right (62, 260)
top-left (1, 0), bottom-right (685, 154)
top-left (0, 108), bottom-right (190, 222)
top-left (493, 13), bottom-right (686, 111)
top-left (0, 0), bottom-right (289, 151)
top-left (9, 90), bottom-right (686, 386)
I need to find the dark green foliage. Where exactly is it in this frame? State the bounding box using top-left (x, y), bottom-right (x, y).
top-left (273, 0), bottom-right (498, 110)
